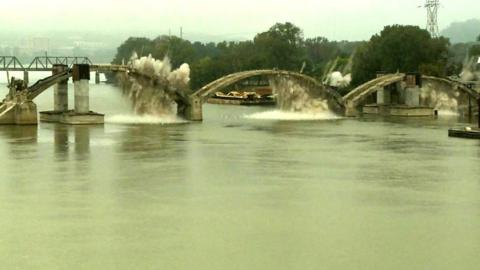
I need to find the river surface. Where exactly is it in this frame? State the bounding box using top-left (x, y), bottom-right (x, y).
top-left (1, 76), bottom-right (480, 270)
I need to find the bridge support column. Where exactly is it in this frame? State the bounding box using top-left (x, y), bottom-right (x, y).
top-left (0, 101), bottom-right (38, 125)
top-left (63, 64), bottom-right (104, 124)
top-left (405, 87), bottom-right (420, 107)
top-left (23, 71), bottom-right (29, 86)
top-left (40, 64), bottom-right (70, 123)
top-left (41, 64), bottom-right (104, 125)
top-left (14, 101), bottom-right (38, 125)
top-left (73, 64), bottom-right (90, 114)
top-left (377, 87), bottom-right (391, 105)
top-left (54, 64), bottom-right (69, 112)
top-left (177, 96), bottom-right (203, 121)
top-left (95, 72), bottom-right (100, 84)
top-left (345, 101), bottom-right (360, 117)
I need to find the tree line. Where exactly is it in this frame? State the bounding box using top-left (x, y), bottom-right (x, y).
top-left (112, 22), bottom-right (480, 91)
top-left (112, 22), bottom-right (359, 90)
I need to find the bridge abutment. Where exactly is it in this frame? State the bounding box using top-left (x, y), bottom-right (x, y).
top-left (14, 101), bottom-right (38, 125)
top-left (177, 96), bottom-right (203, 121)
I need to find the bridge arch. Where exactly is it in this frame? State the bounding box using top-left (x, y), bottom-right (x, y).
top-left (192, 70), bottom-right (344, 105)
top-left (421, 76), bottom-right (479, 100)
top-left (343, 73), bottom-right (480, 116)
top-left (343, 73), bottom-right (406, 116)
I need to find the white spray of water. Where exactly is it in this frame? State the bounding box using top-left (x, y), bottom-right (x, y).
top-left (246, 76), bottom-right (341, 121)
top-left (106, 114), bottom-right (187, 125)
top-left (271, 77), bottom-right (330, 113)
top-left (246, 110), bottom-right (341, 121)
top-left (120, 54), bottom-right (190, 117)
top-left (420, 81), bottom-right (462, 114)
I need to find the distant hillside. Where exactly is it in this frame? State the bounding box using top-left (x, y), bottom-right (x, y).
top-left (441, 19), bottom-right (480, 43)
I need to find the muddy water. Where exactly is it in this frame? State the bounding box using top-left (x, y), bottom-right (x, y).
top-left (0, 80), bottom-right (479, 270)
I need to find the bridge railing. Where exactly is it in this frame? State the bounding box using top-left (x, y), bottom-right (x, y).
top-left (27, 56), bottom-right (93, 70)
top-left (0, 56), bottom-right (24, 70)
top-left (0, 56), bottom-right (93, 71)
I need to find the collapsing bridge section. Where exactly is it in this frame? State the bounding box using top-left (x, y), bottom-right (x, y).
top-left (178, 69), bottom-right (345, 121)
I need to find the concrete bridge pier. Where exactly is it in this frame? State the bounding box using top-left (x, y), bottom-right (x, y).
top-left (177, 96), bottom-right (203, 121)
top-left (54, 64), bottom-right (69, 112)
top-left (64, 64), bottom-right (104, 124)
top-left (40, 64), bottom-right (104, 124)
top-left (40, 64), bottom-right (69, 123)
top-left (23, 70), bottom-right (29, 86)
top-left (345, 104), bottom-right (361, 117)
top-left (0, 77), bottom-right (38, 125)
top-left (74, 64), bottom-right (90, 114)
top-left (14, 101), bottom-right (38, 125)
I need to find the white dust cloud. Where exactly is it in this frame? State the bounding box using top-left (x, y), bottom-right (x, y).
top-left (120, 53), bottom-right (191, 116)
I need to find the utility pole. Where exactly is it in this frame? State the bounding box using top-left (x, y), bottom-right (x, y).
top-left (180, 27), bottom-right (183, 39)
top-left (422, 0), bottom-right (440, 38)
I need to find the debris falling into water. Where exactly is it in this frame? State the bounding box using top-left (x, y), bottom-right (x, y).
top-left (119, 54), bottom-right (190, 116)
top-left (269, 76), bottom-right (331, 114)
top-left (420, 81), bottom-right (464, 113)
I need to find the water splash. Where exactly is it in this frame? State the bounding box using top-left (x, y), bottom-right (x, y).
top-left (246, 76), bottom-right (342, 121)
top-left (245, 110), bottom-right (341, 121)
top-left (269, 76), bottom-right (341, 114)
top-left (420, 81), bottom-right (462, 113)
top-left (106, 114), bottom-right (187, 125)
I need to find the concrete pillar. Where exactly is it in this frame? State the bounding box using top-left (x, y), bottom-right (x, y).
top-left (53, 64), bottom-right (69, 112)
top-left (73, 64), bottom-right (90, 114)
top-left (345, 101), bottom-right (360, 117)
top-left (14, 101), bottom-right (38, 125)
top-left (377, 87), bottom-right (391, 105)
top-left (95, 72), bottom-right (100, 84)
top-left (405, 87), bottom-right (420, 107)
top-left (177, 96), bottom-right (203, 121)
top-left (23, 71), bottom-right (29, 85)
top-left (396, 82), bottom-right (405, 104)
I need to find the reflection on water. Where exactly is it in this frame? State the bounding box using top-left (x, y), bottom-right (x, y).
top-left (0, 125), bottom-right (37, 144)
top-left (0, 86), bottom-right (480, 270)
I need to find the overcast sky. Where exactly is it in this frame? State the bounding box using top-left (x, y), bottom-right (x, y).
top-left (1, 0), bottom-right (479, 41)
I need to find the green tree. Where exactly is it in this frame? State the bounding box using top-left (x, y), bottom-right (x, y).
top-left (112, 37), bottom-right (153, 64)
top-left (253, 22), bottom-right (306, 70)
top-left (351, 25), bottom-right (450, 86)
top-left (470, 44), bottom-right (480, 56)
top-left (151, 36), bottom-right (197, 68)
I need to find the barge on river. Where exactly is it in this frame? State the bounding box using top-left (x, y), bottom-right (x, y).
top-left (207, 91), bottom-right (276, 106)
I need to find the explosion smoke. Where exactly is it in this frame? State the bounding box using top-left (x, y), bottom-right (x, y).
top-left (326, 71), bottom-right (352, 88)
top-left (119, 54), bottom-right (190, 116)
